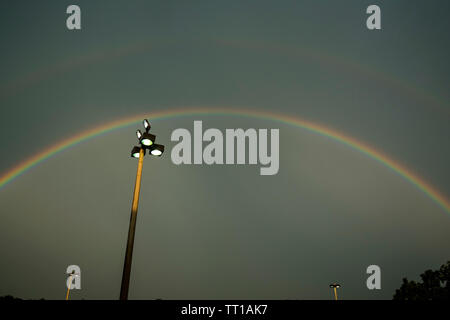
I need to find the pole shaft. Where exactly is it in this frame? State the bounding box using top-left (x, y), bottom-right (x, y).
top-left (66, 275), bottom-right (72, 301)
top-left (334, 287), bottom-right (338, 301)
top-left (120, 148), bottom-right (145, 300)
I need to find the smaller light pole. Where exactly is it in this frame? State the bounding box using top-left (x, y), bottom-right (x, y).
top-left (329, 283), bottom-right (341, 300)
top-left (65, 271), bottom-right (80, 300)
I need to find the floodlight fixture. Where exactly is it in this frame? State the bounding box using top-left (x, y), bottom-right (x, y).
top-left (143, 119), bottom-right (151, 132)
top-left (140, 133), bottom-right (155, 146)
top-left (150, 144), bottom-right (164, 156)
top-left (131, 146), bottom-right (144, 158)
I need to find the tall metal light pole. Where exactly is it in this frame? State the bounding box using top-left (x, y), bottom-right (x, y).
top-left (119, 119), bottom-right (164, 300)
top-left (329, 283), bottom-right (341, 300)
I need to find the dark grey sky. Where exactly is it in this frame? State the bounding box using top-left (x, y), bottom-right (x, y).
top-left (0, 1), bottom-right (449, 299)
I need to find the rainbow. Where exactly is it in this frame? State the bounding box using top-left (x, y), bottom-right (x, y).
top-left (0, 107), bottom-right (448, 215)
top-left (1, 38), bottom-right (448, 115)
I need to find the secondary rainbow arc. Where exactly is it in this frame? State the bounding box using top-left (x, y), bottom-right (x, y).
top-left (0, 107), bottom-right (448, 215)
top-left (2, 38), bottom-right (448, 115)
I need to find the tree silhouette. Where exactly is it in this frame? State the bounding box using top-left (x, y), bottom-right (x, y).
top-left (393, 261), bottom-right (450, 300)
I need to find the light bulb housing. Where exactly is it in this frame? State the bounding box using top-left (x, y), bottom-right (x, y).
top-left (143, 119), bottom-right (151, 132)
top-left (131, 146), bottom-right (145, 158)
top-left (136, 130), bottom-right (142, 139)
top-left (150, 144), bottom-right (164, 156)
top-left (140, 133), bottom-right (155, 146)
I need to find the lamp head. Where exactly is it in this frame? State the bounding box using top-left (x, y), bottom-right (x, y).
top-left (140, 133), bottom-right (155, 147)
top-left (131, 146), bottom-right (144, 158)
top-left (150, 144), bottom-right (164, 156)
top-left (143, 119), bottom-right (151, 132)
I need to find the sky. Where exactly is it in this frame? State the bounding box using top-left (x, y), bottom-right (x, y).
top-left (0, 0), bottom-right (449, 300)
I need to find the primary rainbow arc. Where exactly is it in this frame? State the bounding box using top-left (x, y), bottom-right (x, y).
top-left (0, 107), bottom-right (448, 215)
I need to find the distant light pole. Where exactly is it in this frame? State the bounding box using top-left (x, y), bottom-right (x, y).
top-left (65, 271), bottom-right (79, 300)
top-left (329, 283), bottom-right (341, 300)
top-left (119, 119), bottom-right (164, 300)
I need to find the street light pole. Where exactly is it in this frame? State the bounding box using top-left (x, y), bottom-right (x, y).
top-left (65, 274), bottom-right (73, 301)
top-left (329, 283), bottom-right (341, 301)
top-left (120, 147), bottom-right (145, 300)
top-left (65, 271), bottom-right (79, 300)
top-left (119, 120), bottom-right (164, 300)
